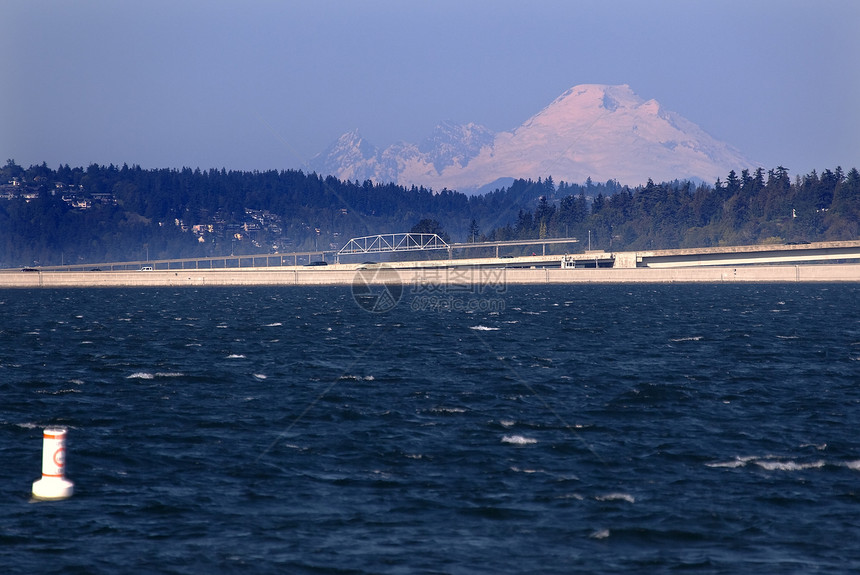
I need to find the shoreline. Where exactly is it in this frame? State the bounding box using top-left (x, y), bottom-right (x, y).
top-left (1, 263), bottom-right (859, 288)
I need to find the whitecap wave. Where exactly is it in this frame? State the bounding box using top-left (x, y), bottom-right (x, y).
top-left (502, 435), bottom-right (537, 445)
top-left (705, 455), bottom-right (759, 468)
top-left (226, 354), bottom-right (246, 359)
top-left (709, 455), bottom-right (827, 471)
top-left (469, 325), bottom-right (500, 331)
top-left (431, 407), bottom-right (466, 414)
top-left (670, 336), bottom-right (702, 342)
top-left (127, 372), bottom-right (154, 379)
top-left (706, 459), bottom-right (748, 468)
top-left (754, 459), bottom-right (825, 471)
top-left (595, 493), bottom-right (635, 503)
top-left (265, 322), bottom-right (283, 327)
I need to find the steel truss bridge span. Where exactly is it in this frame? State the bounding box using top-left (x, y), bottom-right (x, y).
top-left (337, 233), bottom-right (449, 256)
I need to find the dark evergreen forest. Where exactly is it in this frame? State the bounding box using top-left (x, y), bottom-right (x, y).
top-left (1, 159), bottom-right (857, 267)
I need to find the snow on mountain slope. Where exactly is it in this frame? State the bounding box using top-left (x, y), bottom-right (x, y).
top-left (308, 84), bottom-right (756, 192)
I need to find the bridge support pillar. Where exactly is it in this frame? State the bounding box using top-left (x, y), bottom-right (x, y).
top-left (613, 252), bottom-right (639, 268)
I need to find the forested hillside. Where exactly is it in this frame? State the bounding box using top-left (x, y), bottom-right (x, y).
top-left (493, 167), bottom-right (860, 252)
top-left (0, 160), bottom-right (857, 267)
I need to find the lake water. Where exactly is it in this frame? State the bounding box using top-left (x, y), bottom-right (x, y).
top-left (2, 284), bottom-right (859, 574)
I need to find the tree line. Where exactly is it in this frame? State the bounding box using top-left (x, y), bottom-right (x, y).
top-left (489, 167), bottom-right (860, 252)
top-left (1, 159), bottom-right (857, 267)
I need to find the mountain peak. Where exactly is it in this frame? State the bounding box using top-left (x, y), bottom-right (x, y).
top-left (309, 129), bottom-right (378, 181)
top-left (308, 84), bottom-right (757, 192)
top-left (525, 84), bottom-right (663, 130)
top-left (418, 121), bottom-right (495, 173)
top-left (547, 84), bottom-right (640, 111)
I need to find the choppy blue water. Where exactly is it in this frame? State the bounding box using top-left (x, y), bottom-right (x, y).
top-left (2, 284), bottom-right (860, 574)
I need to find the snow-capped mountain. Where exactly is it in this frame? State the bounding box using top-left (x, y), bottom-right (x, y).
top-left (308, 84), bottom-right (756, 192)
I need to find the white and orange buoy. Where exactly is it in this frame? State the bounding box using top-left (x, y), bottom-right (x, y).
top-left (32, 427), bottom-right (74, 501)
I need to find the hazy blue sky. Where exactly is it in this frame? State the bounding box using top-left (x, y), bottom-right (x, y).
top-left (2, 0), bottom-right (857, 181)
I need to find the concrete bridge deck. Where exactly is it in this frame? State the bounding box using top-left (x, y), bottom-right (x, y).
top-left (626, 240), bottom-right (860, 268)
top-left (552, 240), bottom-right (860, 269)
top-left (3, 240), bottom-right (859, 287)
top-left (1, 261), bottom-right (859, 288)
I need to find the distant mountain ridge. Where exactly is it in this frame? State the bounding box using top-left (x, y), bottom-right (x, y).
top-left (308, 84), bottom-right (757, 192)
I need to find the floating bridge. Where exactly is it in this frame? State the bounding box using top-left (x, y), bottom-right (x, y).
top-left (24, 236), bottom-right (860, 275)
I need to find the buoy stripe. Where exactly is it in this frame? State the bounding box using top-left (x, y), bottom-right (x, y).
top-left (44, 432), bottom-right (66, 439)
top-left (42, 472), bottom-right (65, 478)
